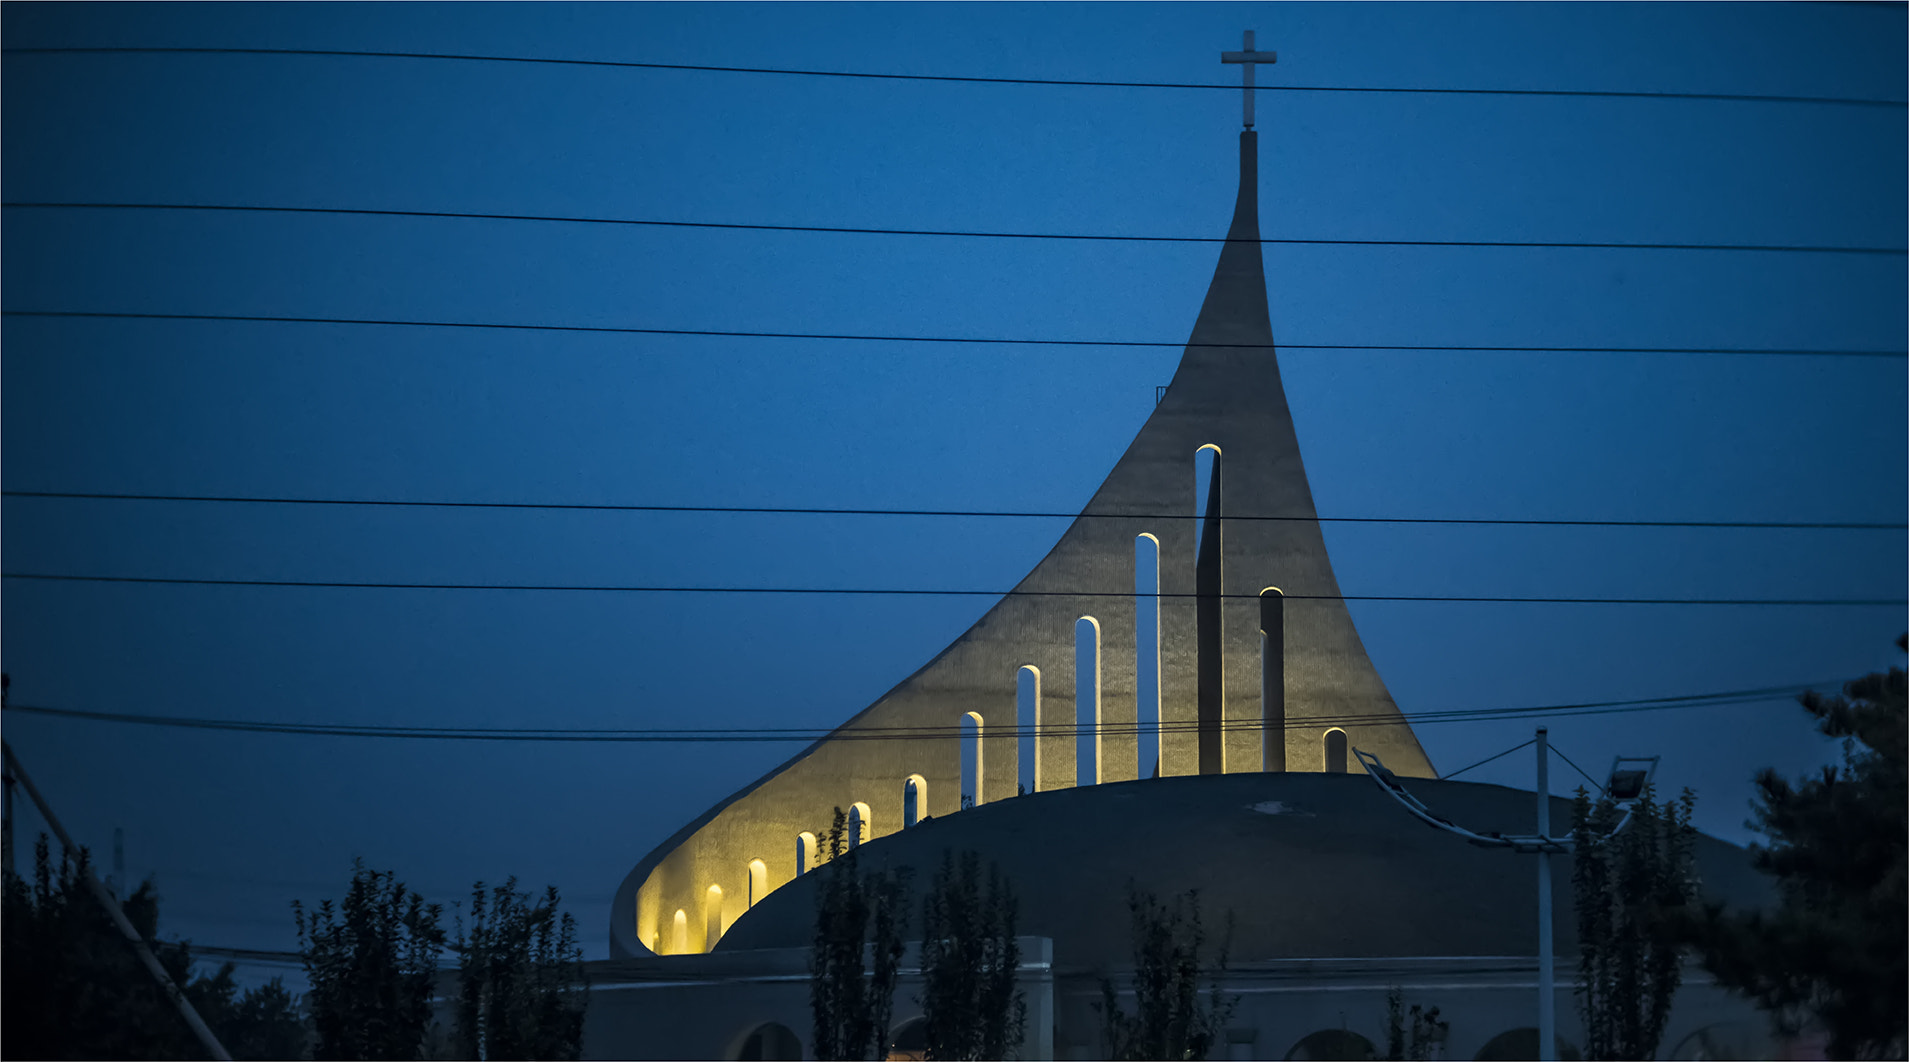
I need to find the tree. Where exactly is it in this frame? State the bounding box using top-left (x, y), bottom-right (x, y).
top-left (1570, 783), bottom-right (1698, 1060)
top-left (1677, 636), bottom-right (1907, 1060)
top-left (295, 859), bottom-right (447, 1060)
top-left (2, 835), bottom-right (307, 1060)
top-left (1383, 987), bottom-right (1449, 1061)
top-left (917, 850), bottom-right (1025, 1061)
top-left (810, 807), bottom-right (912, 1061)
top-left (1096, 886), bottom-right (1237, 1061)
top-left (452, 879), bottom-right (588, 1061)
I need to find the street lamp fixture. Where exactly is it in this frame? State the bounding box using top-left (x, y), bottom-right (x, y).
top-left (1605, 756), bottom-right (1661, 802)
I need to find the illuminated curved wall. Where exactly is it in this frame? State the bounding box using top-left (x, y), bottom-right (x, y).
top-left (610, 130), bottom-right (1437, 958)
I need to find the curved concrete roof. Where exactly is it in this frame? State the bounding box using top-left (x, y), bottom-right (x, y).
top-left (715, 772), bottom-right (1769, 967)
top-left (611, 129), bottom-right (1435, 960)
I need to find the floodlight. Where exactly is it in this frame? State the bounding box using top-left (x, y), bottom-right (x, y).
top-left (1605, 756), bottom-right (1660, 801)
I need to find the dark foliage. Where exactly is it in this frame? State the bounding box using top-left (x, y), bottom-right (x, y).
top-left (295, 859), bottom-right (447, 1060)
top-left (1676, 635), bottom-right (1907, 1060)
top-left (1571, 784), bottom-right (1698, 1060)
top-left (2, 835), bottom-right (307, 1059)
top-left (451, 878), bottom-right (588, 1061)
top-left (1383, 986), bottom-right (1449, 1060)
top-left (810, 807), bottom-right (912, 1061)
top-left (917, 850), bottom-right (1025, 1060)
top-left (1096, 886), bottom-right (1237, 1060)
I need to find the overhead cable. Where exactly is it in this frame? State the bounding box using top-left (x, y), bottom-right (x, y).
top-left (6, 310), bottom-right (1902, 361)
top-left (4, 202), bottom-right (1902, 256)
top-left (3, 572), bottom-right (1899, 606)
top-left (0, 681), bottom-right (1828, 743)
top-left (5, 490), bottom-right (1902, 531)
top-left (1441, 738), bottom-right (1538, 780)
top-left (5, 46), bottom-right (1903, 109)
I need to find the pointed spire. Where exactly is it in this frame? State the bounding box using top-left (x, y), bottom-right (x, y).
top-left (1187, 132), bottom-right (1272, 352)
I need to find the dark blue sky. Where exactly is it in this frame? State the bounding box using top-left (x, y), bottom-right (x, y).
top-left (3, 2), bottom-right (1904, 975)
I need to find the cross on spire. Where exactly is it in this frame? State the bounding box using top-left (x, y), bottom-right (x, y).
top-left (1221, 30), bottom-right (1277, 130)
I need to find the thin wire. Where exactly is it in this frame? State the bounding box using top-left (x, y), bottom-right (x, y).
top-left (5, 492), bottom-right (1901, 532)
top-left (1441, 738), bottom-right (1537, 780)
top-left (6, 310), bottom-right (1902, 361)
top-left (0, 682), bottom-right (1818, 743)
top-left (1548, 744), bottom-right (1610, 796)
top-left (3, 572), bottom-right (1899, 606)
top-left (5, 46), bottom-right (1903, 109)
top-left (4, 202), bottom-right (1902, 256)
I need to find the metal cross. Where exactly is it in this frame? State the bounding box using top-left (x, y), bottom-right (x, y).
top-left (1221, 30), bottom-right (1277, 129)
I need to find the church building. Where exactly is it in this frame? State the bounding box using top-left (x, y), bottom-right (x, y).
top-left (583, 38), bottom-right (1774, 1062)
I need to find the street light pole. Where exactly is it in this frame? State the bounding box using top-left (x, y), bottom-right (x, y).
top-left (1536, 727), bottom-right (1555, 1062)
top-left (1355, 732), bottom-right (1661, 1062)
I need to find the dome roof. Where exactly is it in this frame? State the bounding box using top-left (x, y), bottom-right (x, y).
top-left (715, 772), bottom-right (1768, 966)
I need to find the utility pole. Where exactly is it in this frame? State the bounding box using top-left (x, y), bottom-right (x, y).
top-left (1535, 727), bottom-right (1556, 1062)
top-left (2, 674), bottom-right (13, 880)
top-left (1355, 729), bottom-right (1655, 1062)
top-left (2, 756), bottom-right (14, 880)
top-left (0, 741), bottom-right (232, 1061)
top-left (112, 826), bottom-right (126, 900)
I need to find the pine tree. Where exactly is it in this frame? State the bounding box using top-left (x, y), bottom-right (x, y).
top-left (295, 859), bottom-right (447, 1060)
top-left (2, 835), bottom-right (307, 1059)
top-left (1570, 784), bottom-right (1698, 1060)
top-left (918, 850), bottom-right (1025, 1060)
top-left (1096, 886), bottom-right (1236, 1060)
top-left (810, 808), bottom-right (912, 1061)
top-left (452, 879), bottom-right (588, 1060)
top-left (1677, 636), bottom-right (1906, 1060)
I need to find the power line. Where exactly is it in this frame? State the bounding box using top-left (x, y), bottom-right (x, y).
top-left (5, 489), bottom-right (1902, 531)
top-left (3, 572), bottom-right (1899, 606)
top-left (5, 202), bottom-right (1902, 256)
top-left (0, 681), bottom-right (1826, 743)
top-left (7, 310), bottom-right (1902, 361)
top-left (1442, 738), bottom-right (1538, 780)
top-left (5, 45), bottom-right (1903, 109)
top-left (1547, 743), bottom-right (1610, 796)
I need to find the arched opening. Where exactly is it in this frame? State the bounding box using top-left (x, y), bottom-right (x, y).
top-left (669, 909), bottom-right (688, 955)
top-left (731, 1022), bottom-right (803, 1061)
top-left (1017, 665), bottom-right (1041, 795)
top-left (704, 884), bottom-right (725, 951)
top-left (961, 713), bottom-right (984, 808)
top-left (1666, 1021), bottom-right (1775, 1060)
top-left (1324, 728), bottom-right (1348, 773)
top-left (796, 832), bottom-right (816, 877)
top-left (1076, 616), bottom-right (1101, 786)
top-left (747, 859), bottom-right (768, 908)
top-left (1195, 444), bottom-right (1224, 775)
top-left (1260, 587), bottom-right (1285, 773)
top-left (887, 1016), bottom-right (929, 1062)
top-left (1284, 1028), bottom-right (1379, 1060)
top-left (1474, 1028), bottom-right (1581, 1060)
top-left (848, 802), bottom-right (870, 848)
top-left (1136, 533), bottom-right (1162, 779)
top-left (903, 775), bottom-right (926, 827)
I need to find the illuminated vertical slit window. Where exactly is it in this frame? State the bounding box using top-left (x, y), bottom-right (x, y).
top-left (848, 802), bottom-right (870, 847)
top-left (1136, 533), bottom-right (1162, 779)
top-left (795, 832), bottom-right (816, 878)
top-left (1076, 616), bottom-right (1101, 786)
top-left (904, 775), bottom-right (926, 827)
top-left (1324, 728), bottom-right (1348, 773)
top-left (747, 859), bottom-right (768, 908)
top-left (1194, 444), bottom-right (1224, 776)
top-left (961, 713), bottom-right (984, 808)
top-left (1017, 666), bottom-right (1040, 795)
top-left (704, 884), bottom-right (724, 951)
top-left (670, 909), bottom-right (688, 955)
top-left (1260, 588), bottom-right (1285, 773)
